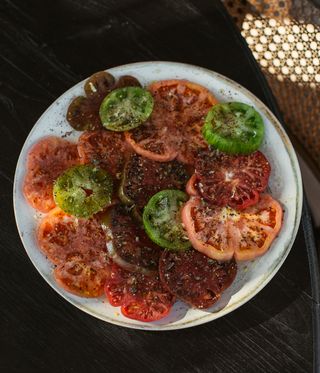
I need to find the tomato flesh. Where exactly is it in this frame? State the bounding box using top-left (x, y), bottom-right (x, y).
top-left (77, 130), bottom-right (129, 179)
top-left (195, 149), bottom-right (270, 210)
top-left (23, 136), bottom-right (80, 212)
top-left (100, 87), bottom-right (154, 132)
top-left (53, 164), bottom-right (113, 219)
top-left (37, 207), bottom-right (111, 297)
top-left (105, 205), bottom-right (162, 274)
top-left (119, 154), bottom-right (189, 212)
top-left (182, 194), bottom-right (283, 261)
top-left (202, 102), bottom-right (264, 154)
top-left (37, 207), bottom-right (108, 265)
top-left (126, 80), bottom-right (217, 164)
top-left (143, 190), bottom-right (191, 250)
top-left (54, 251), bottom-right (112, 297)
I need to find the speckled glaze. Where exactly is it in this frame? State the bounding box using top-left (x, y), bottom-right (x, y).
top-left (13, 62), bottom-right (302, 330)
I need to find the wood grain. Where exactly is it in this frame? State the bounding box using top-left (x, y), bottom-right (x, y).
top-left (0, 0), bottom-right (313, 372)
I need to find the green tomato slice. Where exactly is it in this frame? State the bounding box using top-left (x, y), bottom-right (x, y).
top-left (99, 87), bottom-right (154, 131)
top-left (202, 102), bottom-right (264, 154)
top-left (53, 164), bottom-right (113, 219)
top-left (143, 190), bottom-right (191, 250)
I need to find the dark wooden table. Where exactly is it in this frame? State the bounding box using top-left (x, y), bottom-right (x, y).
top-left (0, 1), bottom-right (315, 372)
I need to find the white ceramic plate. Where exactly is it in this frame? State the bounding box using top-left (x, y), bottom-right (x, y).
top-left (13, 61), bottom-right (302, 330)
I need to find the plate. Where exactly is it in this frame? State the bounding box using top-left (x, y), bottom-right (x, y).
top-left (13, 61), bottom-right (302, 330)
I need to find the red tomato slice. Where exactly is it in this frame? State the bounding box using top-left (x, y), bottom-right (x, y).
top-left (104, 263), bottom-right (130, 306)
top-left (37, 207), bottom-right (107, 265)
top-left (181, 194), bottom-right (283, 261)
top-left (125, 80), bottom-right (217, 164)
top-left (159, 249), bottom-right (237, 309)
top-left (54, 251), bottom-right (112, 297)
top-left (105, 264), bottom-right (175, 321)
top-left (23, 136), bottom-right (80, 212)
top-left (121, 291), bottom-right (173, 322)
top-left (78, 130), bottom-right (130, 179)
top-left (195, 150), bottom-right (271, 210)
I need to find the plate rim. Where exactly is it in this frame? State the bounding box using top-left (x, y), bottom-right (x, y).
top-left (13, 61), bottom-right (303, 331)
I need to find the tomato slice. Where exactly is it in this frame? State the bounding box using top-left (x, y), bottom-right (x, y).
top-left (53, 164), bottom-right (113, 219)
top-left (105, 205), bottom-right (162, 274)
top-left (37, 207), bottom-right (108, 265)
top-left (143, 190), bottom-right (191, 250)
top-left (159, 249), bottom-right (237, 308)
top-left (195, 149), bottom-right (270, 210)
top-left (118, 154), bottom-right (189, 213)
top-left (99, 87), bottom-right (154, 132)
top-left (54, 251), bottom-right (112, 297)
top-left (181, 194), bottom-right (283, 261)
top-left (115, 75), bottom-right (142, 89)
top-left (125, 80), bottom-right (217, 164)
top-left (202, 102), bottom-right (264, 154)
top-left (77, 130), bottom-right (129, 179)
top-left (23, 137), bottom-right (80, 212)
top-left (105, 263), bottom-right (175, 321)
top-left (84, 71), bottom-right (116, 98)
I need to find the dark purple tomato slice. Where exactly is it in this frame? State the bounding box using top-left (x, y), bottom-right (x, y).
top-left (159, 248), bottom-right (237, 309)
top-left (105, 205), bottom-right (162, 274)
top-left (119, 154), bottom-right (189, 211)
top-left (195, 149), bottom-right (271, 210)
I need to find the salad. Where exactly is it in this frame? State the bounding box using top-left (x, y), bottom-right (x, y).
top-left (23, 71), bottom-right (283, 322)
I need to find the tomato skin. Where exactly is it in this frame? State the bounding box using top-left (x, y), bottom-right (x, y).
top-left (115, 75), bottom-right (142, 89)
top-left (104, 264), bottom-right (175, 321)
top-left (84, 71), bottom-right (115, 98)
top-left (186, 174), bottom-right (200, 197)
top-left (181, 194), bottom-right (283, 262)
top-left (77, 130), bottom-right (130, 179)
top-left (195, 149), bottom-right (271, 210)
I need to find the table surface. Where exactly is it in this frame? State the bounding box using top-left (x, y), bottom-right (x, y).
top-left (0, 0), bottom-right (314, 372)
